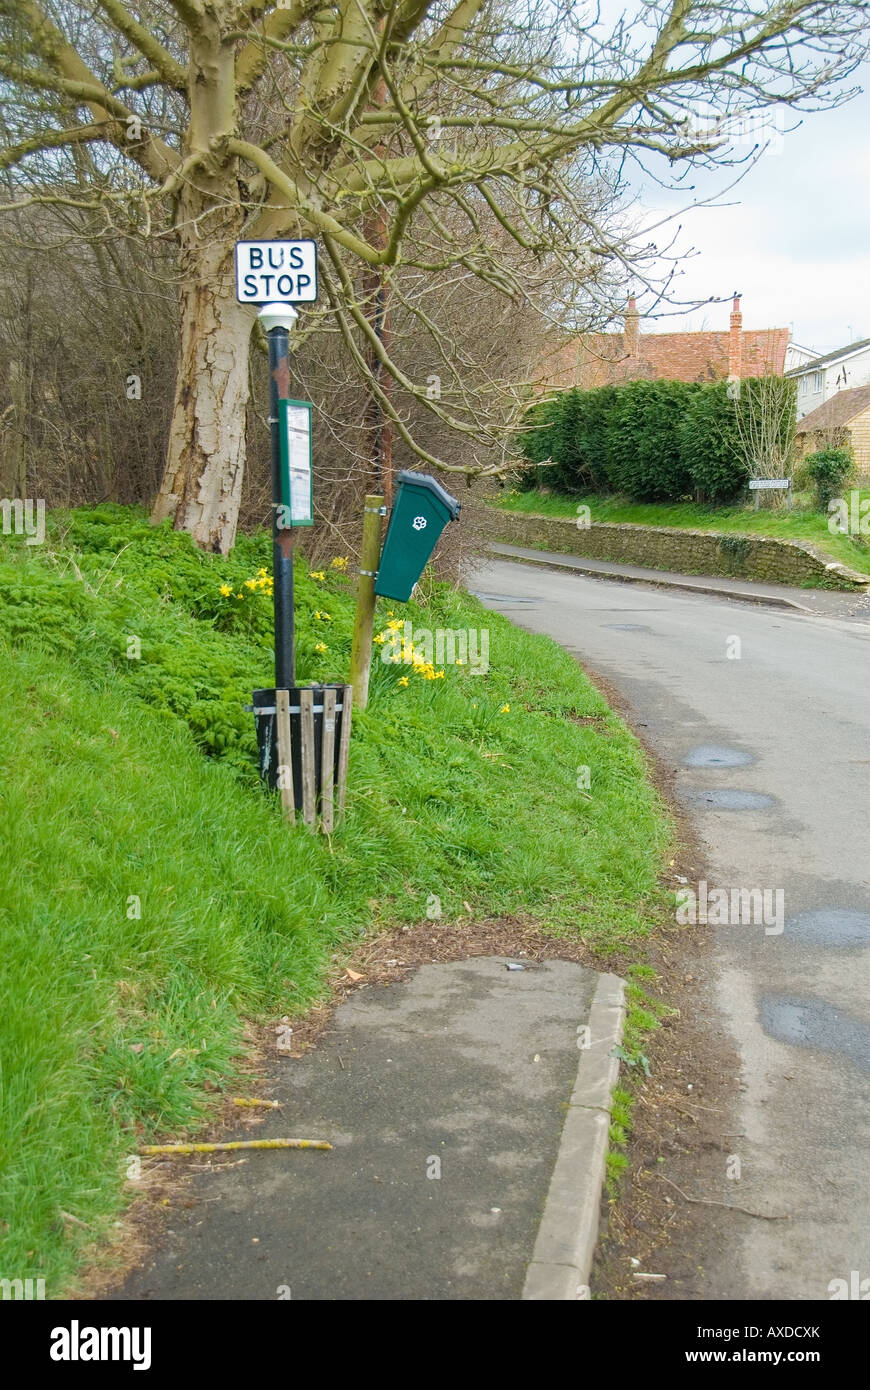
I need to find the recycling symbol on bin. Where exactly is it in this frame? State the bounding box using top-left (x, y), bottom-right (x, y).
top-left (412, 515), bottom-right (428, 530)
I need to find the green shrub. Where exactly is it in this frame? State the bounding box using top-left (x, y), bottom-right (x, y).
top-left (519, 386), bottom-right (617, 493)
top-left (680, 382), bottom-right (748, 502)
top-left (805, 447), bottom-right (854, 511)
top-left (607, 379), bottom-right (698, 500)
top-left (517, 396), bottom-right (559, 488)
top-left (571, 384), bottom-right (617, 491)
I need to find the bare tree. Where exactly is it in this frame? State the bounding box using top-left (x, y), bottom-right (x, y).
top-left (735, 375), bottom-right (798, 506)
top-left (1, 0), bottom-right (866, 550)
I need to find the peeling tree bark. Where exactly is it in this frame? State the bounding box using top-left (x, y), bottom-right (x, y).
top-left (151, 233), bottom-right (256, 553)
top-left (150, 16), bottom-right (255, 555)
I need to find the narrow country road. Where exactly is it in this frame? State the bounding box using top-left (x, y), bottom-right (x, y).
top-left (474, 557), bottom-right (870, 1301)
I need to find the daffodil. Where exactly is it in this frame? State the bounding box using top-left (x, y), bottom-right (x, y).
top-left (310, 570), bottom-right (326, 581)
top-left (397, 676), bottom-right (409, 687)
top-left (374, 633), bottom-right (386, 645)
top-left (386, 619), bottom-right (403, 631)
top-left (219, 584), bottom-right (232, 597)
top-left (245, 579), bottom-right (257, 590)
top-left (500, 703), bottom-right (510, 713)
top-left (331, 556), bottom-right (348, 569)
top-left (315, 642), bottom-right (327, 654)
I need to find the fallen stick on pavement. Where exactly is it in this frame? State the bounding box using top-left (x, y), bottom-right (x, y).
top-left (141, 1139), bottom-right (331, 1155)
top-left (231, 1097), bottom-right (280, 1109)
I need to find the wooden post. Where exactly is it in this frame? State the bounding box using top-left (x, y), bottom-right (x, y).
top-left (299, 688), bottom-right (316, 827)
top-left (274, 689), bottom-right (295, 823)
top-left (336, 685), bottom-right (353, 818)
top-left (349, 494), bottom-right (383, 711)
top-left (320, 687), bottom-right (336, 833)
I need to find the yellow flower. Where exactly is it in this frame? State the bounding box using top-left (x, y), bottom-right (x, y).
top-left (435, 670), bottom-right (445, 679)
top-left (331, 556), bottom-right (348, 569)
top-left (257, 568), bottom-right (268, 578)
top-left (386, 619), bottom-right (403, 631)
top-left (500, 703), bottom-right (510, 713)
top-left (397, 676), bottom-right (409, 687)
top-left (456, 659), bottom-right (465, 666)
top-left (245, 578), bottom-right (257, 590)
top-left (310, 570), bottom-right (326, 581)
top-left (315, 642), bottom-right (327, 654)
top-left (374, 633), bottom-right (386, 645)
top-left (387, 611), bottom-right (395, 618)
top-left (219, 584), bottom-right (232, 597)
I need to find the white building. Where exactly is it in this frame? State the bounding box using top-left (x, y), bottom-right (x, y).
top-left (784, 341), bottom-right (818, 373)
top-left (787, 337), bottom-right (870, 420)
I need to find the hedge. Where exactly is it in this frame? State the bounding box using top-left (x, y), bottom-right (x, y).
top-left (521, 375), bottom-right (795, 504)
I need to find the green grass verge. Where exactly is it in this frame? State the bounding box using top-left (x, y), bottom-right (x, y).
top-left (0, 505), bottom-right (671, 1294)
top-left (496, 488), bottom-right (870, 576)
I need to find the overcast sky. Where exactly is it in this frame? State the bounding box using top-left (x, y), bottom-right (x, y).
top-left (625, 76), bottom-right (870, 355)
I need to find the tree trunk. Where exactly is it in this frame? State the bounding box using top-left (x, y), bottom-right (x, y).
top-left (151, 236), bottom-right (256, 553)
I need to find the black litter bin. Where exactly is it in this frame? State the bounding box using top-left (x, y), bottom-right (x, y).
top-left (252, 684), bottom-right (349, 806)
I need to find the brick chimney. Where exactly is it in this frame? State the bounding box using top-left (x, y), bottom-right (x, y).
top-left (625, 295), bottom-right (640, 358)
top-left (728, 293), bottom-right (743, 379)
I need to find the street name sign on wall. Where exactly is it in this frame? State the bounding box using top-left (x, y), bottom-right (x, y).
top-left (235, 240), bottom-right (318, 303)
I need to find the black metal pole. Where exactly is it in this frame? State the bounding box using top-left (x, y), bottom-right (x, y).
top-left (268, 324), bottom-right (295, 688)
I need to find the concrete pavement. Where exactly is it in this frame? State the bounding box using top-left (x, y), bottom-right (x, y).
top-left (474, 557), bottom-right (870, 1300)
top-left (114, 958), bottom-right (622, 1302)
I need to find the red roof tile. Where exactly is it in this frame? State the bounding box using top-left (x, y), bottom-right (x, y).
top-left (542, 326), bottom-right (790, 391)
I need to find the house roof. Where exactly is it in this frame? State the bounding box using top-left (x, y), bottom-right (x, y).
top-left (786, 336), bottom-right (870, 376)
top-left (795, 383), bottom-right (870, 433)
top-left (545, 326), bottom-right (789, 390)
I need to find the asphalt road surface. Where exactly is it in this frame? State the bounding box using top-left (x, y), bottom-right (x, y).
top-left (474, 557), bottom-right (870, 1301)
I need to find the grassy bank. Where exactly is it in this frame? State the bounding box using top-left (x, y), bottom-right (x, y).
top-left (496, 488), bottom-right (870, 575)
top-left (0, 506), bottom-right (671, 1293)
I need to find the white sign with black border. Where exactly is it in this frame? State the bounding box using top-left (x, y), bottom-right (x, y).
top-left (235, 239), bottom-right (318, 304)
top-left (748, 478), bottom-right (790, 489)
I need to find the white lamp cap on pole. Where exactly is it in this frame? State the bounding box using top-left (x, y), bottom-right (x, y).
top-left (258, 302), bottom-right (299, 333)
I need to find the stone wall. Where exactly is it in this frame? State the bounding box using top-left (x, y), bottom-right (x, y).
top-left (470, 505), bottom-right (869, 591)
